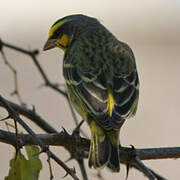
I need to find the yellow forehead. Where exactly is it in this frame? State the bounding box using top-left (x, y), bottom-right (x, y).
top-left (48, 19), bottom-right (67, 38)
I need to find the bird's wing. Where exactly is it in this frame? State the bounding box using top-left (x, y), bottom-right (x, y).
top-left (112, 41), bottom-right (139, 120)
top-left (63, 41), bottom-right (139, 130)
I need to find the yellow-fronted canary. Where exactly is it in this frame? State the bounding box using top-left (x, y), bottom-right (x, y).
top-left (43, 14), bottom-right (139, 172)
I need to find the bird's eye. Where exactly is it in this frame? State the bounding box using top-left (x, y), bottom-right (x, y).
top-left (52, 29), bottom-right (62, 39)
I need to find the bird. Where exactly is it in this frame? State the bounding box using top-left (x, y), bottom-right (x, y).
top-left (43, 14), bottom-right (139, 172)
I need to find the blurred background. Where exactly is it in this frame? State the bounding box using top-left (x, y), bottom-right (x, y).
top-left (0, 0), bottom-right (180, 179)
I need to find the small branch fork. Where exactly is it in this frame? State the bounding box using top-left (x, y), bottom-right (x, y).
top-left (0, 39), bottom-right (178, 179)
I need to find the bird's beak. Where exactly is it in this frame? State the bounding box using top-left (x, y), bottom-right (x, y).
top-left (43, 39), bottom-right (57, 51)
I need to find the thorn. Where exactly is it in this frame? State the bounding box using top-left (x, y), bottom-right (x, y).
top-left (10, 90), bottom-right (17, 96)
top-left (32, 104), bottom-right (36, 113)
top-left (64, 156), bottom-right (73, 163)
top-left (62, 172), bottom-right (68, 179)
top-left (62, 166), bottom-right (76, 178)
top-left (0, 38), bottom-right (3, 51)
top-left (126, 164), bottom-right (130, 180)
top-left (72, 166), bottom-right (76, 173)
top-left (0, 115), bottom-right (12, 121)
top-left (62, 127), bottom-right (69, 135)
top-left (72, 120), bottom-right (84, 136)
top-left (125, 145), bottom-right (137, 180)
top-left (129, 144), bottom-right (136, 156)
top-left (130, 144), bottom-right (135, 150)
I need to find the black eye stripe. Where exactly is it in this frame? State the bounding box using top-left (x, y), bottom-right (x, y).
top-left (53, 29), bottom-right (61, 37)
top-left (51, 24), bottom-right (67, 39)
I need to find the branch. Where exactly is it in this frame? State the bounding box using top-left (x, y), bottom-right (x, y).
top-left (1, 48), bottom-right (25, 105)
top-left (0, 95), bottom-right (79, 180)
top-left (1, 129), bottom-right (180, 162)
top-left (133, 156), bottom-right (157, 180)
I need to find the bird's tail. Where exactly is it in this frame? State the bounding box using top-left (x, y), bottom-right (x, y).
top-left (88, 121), bottom-right (120, 172)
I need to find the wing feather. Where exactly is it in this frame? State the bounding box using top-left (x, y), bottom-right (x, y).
top-left (63, 36), bottom-right (139, 130)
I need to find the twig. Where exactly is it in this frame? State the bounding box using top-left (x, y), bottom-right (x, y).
top-left (47, 154), bottom-right (54, 180)
top-left (76, 158), bottom-right (88, 180)
top-left (134, 156), bottom-right (156, 180)
top-left (30, 53), bottom-right (67, 97)
top-left (148, 168), bottom-right (167, 180)
top-left (1, 49), bottom-right (25, 105)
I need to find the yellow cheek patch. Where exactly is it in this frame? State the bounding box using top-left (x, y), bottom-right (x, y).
top-left (56, 34), bottom-right (69, 51)
top-left (48, 19), bottom-right (67, 38)
top-left (108, 91), bottom-right (114, 117)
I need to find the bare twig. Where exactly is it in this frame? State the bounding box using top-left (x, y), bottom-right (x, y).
top-left (76, 158), bottom-right (88, 180)
top-left (47, 153), bottom-right (54, 180)
top-left (147, 168), bottom-right (167, 180)
top-left (30, 53), bottom-right (67, 97)
top-left (134, 156), bottom-right (156, 180)
top-left (1, 49), bottom-right (25, 105)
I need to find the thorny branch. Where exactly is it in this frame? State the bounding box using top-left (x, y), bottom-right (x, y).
top-left (0, 39), bottom-right (178, 179)
top-left (0, 125), bottom-right (179, 179)
top-left (0, 95), bottom-right (79, 180)
top-left (1, 128), bottom-right (180, 161)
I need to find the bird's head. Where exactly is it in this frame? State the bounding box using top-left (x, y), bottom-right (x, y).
top-left (43, 14), bottom-right (99, 51)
